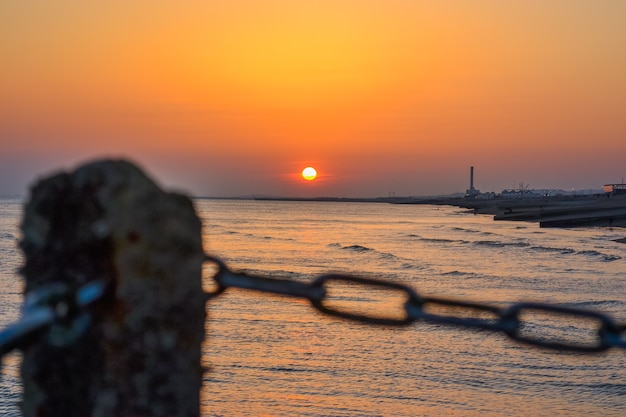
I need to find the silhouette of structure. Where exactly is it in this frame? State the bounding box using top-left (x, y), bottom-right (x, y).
top-left (603, 183), bottom-right (626, 196)
top-left (465, 166), bottom-right (480, 197)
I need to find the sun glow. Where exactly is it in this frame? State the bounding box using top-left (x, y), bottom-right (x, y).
top-left (301, 167), bottom-right (317, 181)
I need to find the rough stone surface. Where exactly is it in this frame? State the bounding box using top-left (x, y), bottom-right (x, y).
top-left (19, 159), bottom-right (206, 417)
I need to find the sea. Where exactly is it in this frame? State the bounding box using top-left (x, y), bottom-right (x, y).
top-left (1, 197), bottom-right (626, 416)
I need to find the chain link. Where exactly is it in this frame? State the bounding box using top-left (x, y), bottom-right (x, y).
top-left (205, 256), bottom-right (626, 353)
top-left (2, 256), bottom-right (625, 356)
top-left (0, 279), bottom-right (109, 356)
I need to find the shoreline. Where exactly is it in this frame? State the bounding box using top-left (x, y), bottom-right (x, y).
top-left (252, 194), bottom-right (626, 228)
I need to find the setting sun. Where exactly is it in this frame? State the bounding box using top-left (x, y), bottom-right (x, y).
top-left (301, 167), bottom-right (317, 181)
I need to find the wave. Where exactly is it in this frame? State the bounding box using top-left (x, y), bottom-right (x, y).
top-left (473, 240), bottom-right (530, 248)
top-left (406, 234), bottom-right (622, 263)
top-left (577, 250), bottom-right (622, 262)
top-left (451, 227), bottom-right (477, 233)
top-left (420, 237), bottom-right (460, 244)
top-left (483, 243), bottom-right (620, 262)
top-left (530, 245), bottom-right (576, 254)
top-left (409, 234), bottom-right (532, 248)
top-left (329, 243), bottom-right (403, 266)
top-left (265, 366), bottom-right (309, 373)
top-left (377, 252), bottom-right (398, 261)
top-left (442, 270), bottom-right (478, 277)
top-left (450, 227), bottom-right (496, 237)
top-left (400, 262), bottom-right (427, 270)
top-left (341, 244), bottom-right (374, 253)
top-left (567, 300), bottom-right (626, 310)
top-left (579, 250), bottom-right (604, 257)
top-left (406, 233), bottom-right (463, 244)
top-left (239, 267), bottom-right (304, 281)
top-left (216, 229), bottom-right (297, 244)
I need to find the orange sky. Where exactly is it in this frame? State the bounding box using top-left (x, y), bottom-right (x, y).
top-left (1, 1), bottom-right (625, 197)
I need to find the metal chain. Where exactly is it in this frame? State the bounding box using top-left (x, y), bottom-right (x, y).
top-left (0, 280), bottom-right (109, 357)
top-left (2, 256), bottom-right (625, 357)
top-left (205, 256), bottom-right (626, 353)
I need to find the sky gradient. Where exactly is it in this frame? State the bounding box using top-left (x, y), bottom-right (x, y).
top-left (2, 1), bottom-right (625, 197)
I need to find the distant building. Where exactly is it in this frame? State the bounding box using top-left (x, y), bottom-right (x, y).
top-left (465, 166), bottom-right (480, 198)
top-left (603, 184), bottom-right (626, 195)
top-left (475, 191), bottom-right (496, 200)
top-left (500, 189), bottom-right (540, 199)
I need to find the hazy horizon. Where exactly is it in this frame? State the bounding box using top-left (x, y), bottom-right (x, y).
top-left (2, 2), bottom-right (625, 198)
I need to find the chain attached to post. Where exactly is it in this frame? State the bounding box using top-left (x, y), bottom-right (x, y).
top-left (2, 256), bottom-right (626, 358)
top-left (0, 280), bottom-right (109, 357)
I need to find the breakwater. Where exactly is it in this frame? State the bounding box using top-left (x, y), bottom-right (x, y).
top-left (453, 194), bottom-right (626, 228)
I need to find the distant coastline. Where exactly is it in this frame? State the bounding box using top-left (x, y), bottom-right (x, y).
top-left (240, 193), bottom-right (626, 229)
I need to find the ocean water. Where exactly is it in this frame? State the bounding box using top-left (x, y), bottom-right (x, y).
top-left (0, 199), bottom-right (24, 417)
top-left (2, 197), bottom-right (626, 416)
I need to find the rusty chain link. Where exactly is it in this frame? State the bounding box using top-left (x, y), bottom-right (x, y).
top-left (205, 256), bottom-right (626, 353)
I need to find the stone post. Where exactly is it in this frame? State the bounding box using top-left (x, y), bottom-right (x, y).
top-left (19, 159), bottom-right (206, 417)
